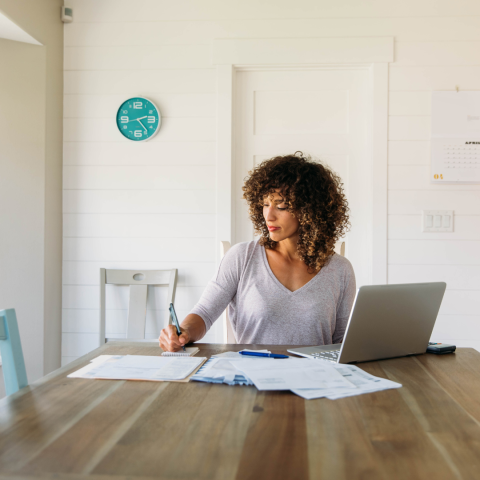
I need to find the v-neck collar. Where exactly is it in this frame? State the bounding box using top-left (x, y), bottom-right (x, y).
top-left (260, 244), bottom-right (325, 295)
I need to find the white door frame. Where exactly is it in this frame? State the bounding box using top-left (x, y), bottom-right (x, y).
top-left (214, 37), bottom-right (393, 285)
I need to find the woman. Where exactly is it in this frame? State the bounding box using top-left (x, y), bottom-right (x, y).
top-left (159, 152), bottom-right (356, 351)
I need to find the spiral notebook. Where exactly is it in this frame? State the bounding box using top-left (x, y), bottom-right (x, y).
top-left (161, 347), bottom-right (199, 357)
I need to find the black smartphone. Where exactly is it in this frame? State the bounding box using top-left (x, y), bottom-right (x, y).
top-left (427, 342), bottom-right (456, 354)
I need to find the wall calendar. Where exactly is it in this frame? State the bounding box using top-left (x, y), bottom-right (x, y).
top-left (431, 91), bottom-right (480, 184)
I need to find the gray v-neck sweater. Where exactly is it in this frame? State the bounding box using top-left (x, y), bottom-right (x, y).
top-left (190, 240), bottom-right (356, 345)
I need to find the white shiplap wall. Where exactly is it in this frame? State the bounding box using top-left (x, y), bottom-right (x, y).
top-left (63, 0), bottom-right (480, 365)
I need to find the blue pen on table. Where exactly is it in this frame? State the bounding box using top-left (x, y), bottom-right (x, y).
top-left (168, 303), bottom-right (186, 352)
top-left (239, 351), bottom-right (289, 359)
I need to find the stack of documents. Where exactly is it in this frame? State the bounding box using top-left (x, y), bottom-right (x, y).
top-left (191, 350), bottom-right (268, 385)
top-left (69, 352), bottom-right (402, 399)
top-left (68, 355), bottom-right (206, 382)
top-left (192, 351), bottom-right (401, 400)
top-left (291, 363), bottom-right (402, 400)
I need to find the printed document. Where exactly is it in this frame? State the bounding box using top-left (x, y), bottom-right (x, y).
top-left (68, 355), bottom-right (206, 381)
top-left (291, 364), bottom-right (402, 400)
top-left (236, 358), bottom-right (354, 391)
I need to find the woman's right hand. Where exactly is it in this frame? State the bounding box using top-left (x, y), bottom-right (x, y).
top-left (159, 325), bottom-right (191, 352)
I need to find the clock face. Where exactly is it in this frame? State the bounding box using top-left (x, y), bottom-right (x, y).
top-left (116, 97), bottom-right (161, 141)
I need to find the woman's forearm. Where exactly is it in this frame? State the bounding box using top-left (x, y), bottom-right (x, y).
top-left (181, 313), bottom-right (207, 343)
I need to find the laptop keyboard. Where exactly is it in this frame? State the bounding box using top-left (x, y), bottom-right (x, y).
top-left (310, 350), bottom-right (340, 362)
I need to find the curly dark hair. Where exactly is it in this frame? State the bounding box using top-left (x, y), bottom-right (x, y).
top-left (242, 152), bottom-right (350, 272)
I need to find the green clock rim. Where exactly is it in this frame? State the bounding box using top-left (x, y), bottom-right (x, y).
top-left (116, 96), bottom-right (161, 142)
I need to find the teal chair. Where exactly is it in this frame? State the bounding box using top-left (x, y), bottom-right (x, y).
top-left (0, 309), bottom-right (28, 395)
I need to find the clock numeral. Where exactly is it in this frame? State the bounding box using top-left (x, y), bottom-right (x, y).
top-left (123, 110), bottom-right (128, 114)
top-left (123, 126), bottom-right (127, 129)
top-left (147, 116), bottom-right (156, 123)
top-left (120, 116), bottom-right (129, 123)
top-left (149, 110), bottom-right (153, 114)
top-left (133, 102), bottom-right (142, 109)
top-left (134, 130), bottom-right (143, 138)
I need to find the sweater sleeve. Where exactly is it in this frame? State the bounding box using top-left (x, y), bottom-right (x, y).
top-left (189, 242), bottom-right (248, 332)
top-left (332, 258), bottom-right (357, 344)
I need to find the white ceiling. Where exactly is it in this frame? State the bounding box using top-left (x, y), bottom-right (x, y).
top-left (0, 10), bottom-right (42, 45)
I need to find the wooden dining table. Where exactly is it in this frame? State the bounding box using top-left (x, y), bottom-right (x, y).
top-left (1, 342), bottom-right (480, 480)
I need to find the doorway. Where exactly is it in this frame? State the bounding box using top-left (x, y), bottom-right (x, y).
top-left (234, 66), bottom-right (373, 287)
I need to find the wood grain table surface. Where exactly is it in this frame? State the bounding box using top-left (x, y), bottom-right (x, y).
top-left (0, 342), bottom-right (480, 480)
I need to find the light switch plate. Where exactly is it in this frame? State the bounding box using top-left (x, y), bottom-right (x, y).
top-left (422, 210), bottom-right (454, 232)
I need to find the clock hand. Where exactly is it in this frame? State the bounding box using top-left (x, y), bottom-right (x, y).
top-left (127, 116), bottom-right (147, 123)
top-left (137, 118), bottom-right (148, 133)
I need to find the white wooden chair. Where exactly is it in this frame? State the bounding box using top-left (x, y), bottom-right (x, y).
top-left (99, 268), bottom-right (178, 345)
top-left (219, 240), bottom-right (345, 344)
top-left (335, 241), bottom-right (346, 257)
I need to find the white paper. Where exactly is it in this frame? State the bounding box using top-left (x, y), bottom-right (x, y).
top-left (69, 355), bottom-right (206, 381)
top-left (68, 355), bottom-right (126, 378)
top-left (326, 365), bottom-right (402, 399)
top-left (111, 355), bottom-right (172, 368)
top-left (161, 347), bottom-right (199, 357)
top-left (198, 357), bottom-right (271, 381)
top-left (203, 358), bottom-right (239, 378)
top-left (68, 362), bottom-right (107, 379)
top-left (90, 355), bottom-right (123, 364)
top-left (292, 364), bottom-right (402, 400)
top-left (192, 358), bottom-right (253, 385)
top-left (192, 353), bottom-right (277, 386)
top-left (237, 358), bottom-right (354, 391)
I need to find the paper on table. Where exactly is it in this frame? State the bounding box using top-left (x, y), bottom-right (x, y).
top-left (198, 352), bottom-right (275, 381)
top-left (68, 362), bottom-right (104, 379)
top-left (93, 355), bottom-right (205, 380)
top-left (210, 352), bottom-right (245, 359)
top-left (90, 355), bottom-right (123, 364)
top-left (162, 347), bottom-right (199, 357)
top-left (68, 355), bottom-right (206, 382)
top-left (196, 357), bottom-right (268, 381)
top-left (191, 358), bottom-right (250, 385)
top-left (236, 358), bottom-right (355, 391)
top-left (291, 364), bottom-right (402, 400)
top-left (191, 354), bottom-right (276, 386)
top-left (207, 359), bottom-right (240, 377)
top-left (68, 355), bottom-right (126, 378)
top-left (326, 365), bottom-right (402, 399)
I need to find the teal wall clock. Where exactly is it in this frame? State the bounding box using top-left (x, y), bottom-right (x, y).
top-left (116, 97), bottom-right (161, 141)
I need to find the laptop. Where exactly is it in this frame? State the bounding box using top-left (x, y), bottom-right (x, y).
top-left (288, 282), bottom-right (447, 364)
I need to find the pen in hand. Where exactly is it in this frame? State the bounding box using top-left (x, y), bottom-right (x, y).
top-left (169, 303), bottom-right (186, 352)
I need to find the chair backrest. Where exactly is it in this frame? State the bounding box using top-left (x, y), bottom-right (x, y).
top-left (99, 269), bottom-right (178, 345)
top-left (220, 242), bottom-right (237, 344)
top-left (0, 309), bottom-right (28, 396)
top-left (335, 241), bottom-right (346, 257)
